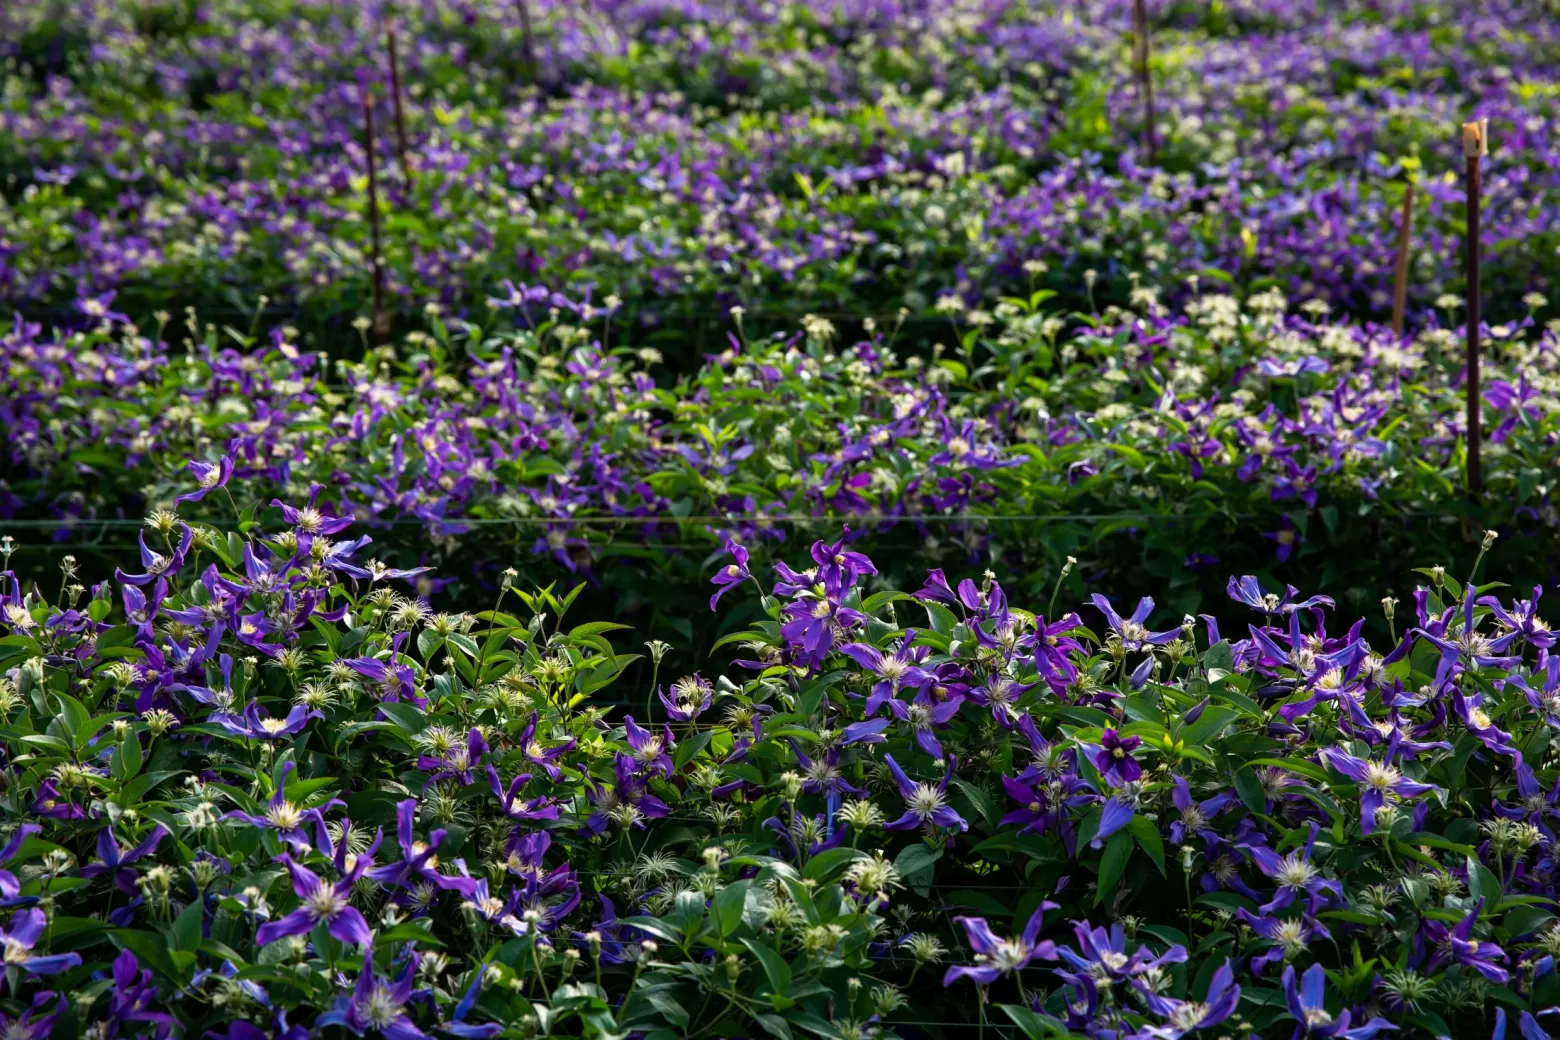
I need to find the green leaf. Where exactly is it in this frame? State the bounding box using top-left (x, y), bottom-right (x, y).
top-left (1001, 1004), bottom-right (1072, 1039)
top-left (1179, 707), bottom-right (1238, 747)
top-left (800, 846), bottom-right (863, 882)
top-left (645, 990), bottom-right (690, 1029)
top-left (1233, 766), bottom-right (1266, 813)
top-left (1097, 830), bottom-right (1133, 902)
top-left (740, 938), bottom-right (792, 997)
top-left (1127, 815), bottom-right (1165, 876)
top-left (714, 879), bottom-right (752, 937)
top-left (1467, 855), bottom-right (1503, 910)
top-left (173, 899), bottom-right (202, 952)
top-left (376, 702), bottom-right (428, 734)
top-left (672, 729), bottom-right (713, 771)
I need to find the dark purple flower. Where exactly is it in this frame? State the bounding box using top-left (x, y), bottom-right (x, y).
top-left (486, 767), bottom-right (563, 822)
top-left (80, 824), bottom-right (168, 896)
top-left (0, 908), bottom-right (83, 975)
top-left (256, 852), bottom-right (374, 947)
top-left (839, 641), bottom-right (934, 716)
top-left (1093, 728), bottom-right (1143, 785)
top-left (516, 712), bottom-right (574, 780)
top-left (115, 524), bottom-right (193, 586)
top-left (1425, 899), bottom-right (1509, 983)
top-left (1318, 747), bottom-right (1440, 835)
top-left (942, 902), bottom-right (1059, 985)
top-left (315, 944), bottom-right (425, 1039)
top-left (1056, 921), bottom-right (1187, 985)
top-left (1091, 594), bottom-right (1180, 650)
top-left (708, 537), bottom-right (751, 611)
top-left (1242, 823), bottom-right (1343, 914)
top-left (176, 456), bottom-right (235, 504)
top-left (622, 716), bottom-right (674, 778)
top-left (1139, 960), bottom-right (1241, 1038)
top-left (366, 799), bottom-right (479, 907)
top-left (1283, 962), bottom-right (1395, 1038)
top-left (883, 754), bottom-right (966, 832)
top-left (213, 702), bottom-right (320, 742)
top-left (0, 824), bottom-right (40, 908)
top-left (271, 484), bottom-right (354, 535)
top-left (658, 675), bottom-right (714, 722)
top-left (415, 727), bottom-right (488, 785)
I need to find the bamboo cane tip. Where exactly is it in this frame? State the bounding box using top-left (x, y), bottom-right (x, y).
top-left (1461, 119), bottom-right (1489, 158)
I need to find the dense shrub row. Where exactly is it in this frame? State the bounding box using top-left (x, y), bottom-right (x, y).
top-left (4, 287), bottom-right (1557, 657)
top-left (1, 470), bottom-right (1559, 1037)
top-left (2, 0), bottom-right (1559, 351)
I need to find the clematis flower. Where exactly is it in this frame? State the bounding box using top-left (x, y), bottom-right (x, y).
top-left (0, 908), bottom-right (84, 975)
top-left (29, 779), bottom-right (86, 821)
top-left (708, 538), bottom-right (751, 611)
top-left (0, 824), bottom-right (40, 909)
top-left (222, 761), bottom-right (340, 854)
top-left (80, 824), bottom-right (169, 896)
top-left (1227, 575), bottom-right (1334, 616)
top-left (1033, 613), bottom-right (1085, 690)
top-left (1056, 921), bottom-right (1187, 986)
top-left (256, 854), bottom-right (375, 947)
top-left (621, 716), bottom-right (675, 778)
top-left (942, 902), bottom-right (1060, 985)
top-left (1235, 908), bottom-right (1330, 973)
top-left (416, 727), bottom-right (488, 785)
top-left (1093, 728), bottom-right (1143, 785)
top-left (1169, 776), bottom-right (1234, 845)
top-left (1282, 962), bottom-right (1396, 1038)
top-left (486, 767), bottom-right (563, 822)
top-left (115, 524), bottom-right (193, 586)
top-left (214, 702), bottom-right (320, 742)
top-left (1452, 687), bottom-right (1517, 756)
top-left (882, 754), bottom-right (967, 832)
top-left (439, 969), bottom-right (504, 1038)
top-left (516, 712), bottom-right (574, 781)
top-left (366, 799), bottom-right (479, 907)
top-left (839, 640), bottom-right (934, 716)
top-left (658, 674), bottom-right (715, 722)
top-left (810, 527), bottom-right (877, 590)
top-left (0, 992), bottom-right (65, 1040)
top-left (1091, 594), bottom-right (1181, 650)
top-left (315, 945), bottom-right (425, 1038)
top-left (271, 484), bottom-right (354, 535)
top-left (1318, 747), bottom-right (1440, 835)
top-left (1242, 823), bottom-right (1343, 914)
top-left (176, 456), bottom-right (235, 504)
top-left (1423, 899), bottom-right (1509, 983)
top-left (345, 657), bottom-right (426, 708)
top-left (1493, 752), bottom-right (1560, 837)
top-left (581, 754), bottom-right (671, 835)
top-left (1137, 960), bottom-right (1241, 1039)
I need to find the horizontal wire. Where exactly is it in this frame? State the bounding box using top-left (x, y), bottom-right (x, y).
top-left (0, 509), bottom-right (1480, 529)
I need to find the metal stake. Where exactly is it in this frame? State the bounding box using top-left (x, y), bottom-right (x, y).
top-left (1463, 119), bottom-right (1488, 495)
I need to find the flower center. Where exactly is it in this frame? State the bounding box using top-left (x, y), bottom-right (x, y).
top-left (260, 717), bottom-right (290, 735)
top-left (1275, 855), bottom-right (1318, 889)
top-left (909, 783), bottom-right (946, 818)
top-left (266, 801), bottom-right (303, 829)
top-left (306, 882), bottom-right (346, 919)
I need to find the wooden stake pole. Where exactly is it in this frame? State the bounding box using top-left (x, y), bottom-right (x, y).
top-left (1463, 119), bottom-right (1487, 496)
top-left (517, 0), bottom-right (538, 84)
top-left (386, 20), bottom-right (413, 188)
top-left (362, 85), bottom-right (388, 344)
top-left (1133, 0), bottom-right (1155, 164)
top-left (1390, 180), bottom-right (1414, 338)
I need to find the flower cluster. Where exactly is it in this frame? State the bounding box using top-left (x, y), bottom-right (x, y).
top-left (0, 462), bottom-right (1555, 1037)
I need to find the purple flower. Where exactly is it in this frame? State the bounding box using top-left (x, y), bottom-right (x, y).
top-left (29, 779), bottom-right (86, 820)
top-left (415, 727), bottom-right (488, 785)
top-left (1235, 908), bottom-right (1329, 973)
top-left (0, 992), bottom-right (65, 1040)
top-left (366, 799), bottom-right (479, 907)
top-left (1090, 594), bottom-right (1180, 650)
top-left (80, 824), bottom-right (168, 896)
top-left (708, 537), bottom-right (751, 611)
top-left (0, 908), bottom-right (84, 975)
top-left (581, 755), bottom-right (671, 835)
top-left (316, 945), bottom-right (425, 1039)
top-left (658, 675), bottom-right (714, 722)
top-left (1318, 747), bottom-right (1440, 835)
top-left (942, 902), bottom-right (1060, 985)
top-left (1169, 775), bottom-right (1233, 845)
top-left (1093, 728), bottom-right (1143, 785)
top-left (1226, 575), bottom-right (1334, 616)
top-left (516, 712), bottom-right (574, 781)
top-left (256, 853), bottom-right (374, 947)
top-left (1242, 823), bottom-right (1343, 914)
top-left (1283, 962), bottom-right (1396, 1038)
top-left (271, 484), bottom-right (354, 535)
top-left (1493, 752), bottom-right (1560, 836)
top-left (176, 456), bottom-right (235, 504)
top-left (115, 524), bottom-right (193, 586)
top-left (0, 824), bottom-right (40, 908)
top-left (1264, 515), bottom-right (1301, 562)
top-left (1479, 586), bottom-right (1554, 649)
top-left (1138, 960), bottom-right (1241, 1038)
top-left (222, 761), bottom-right (340, 854)
top-left (214, 702), bottom-right (320, 742)
top-left (440, 969), bottom-right (503, 1038)
top-left (839, 641), bottom-right (934, 716)
top-left (1424, 899), bottom-right (1509, 983)
top-left (1034, 613), bottom-right (1085, 691)
top-left (1056, 921), bottom-right (1187, 986)
top-left (810, 527), bottom-right (877, 590)
top-left (622, 716), bottom-right (675, 778)
top-left (486, 767), bottom-right (563, 822)
top-left (345, 657), bottom-right (426, 708)
top-left (882, 754), bottom-right (967, 832)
